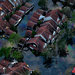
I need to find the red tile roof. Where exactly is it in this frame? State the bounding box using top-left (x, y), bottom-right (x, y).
top-left (1, 0), bottom-right (13, 12)
top-left (27, 20), bottom-right (37, 28)
top-left (19, 38), bottom-right (26, 43)
top-left (20, 6), bottom-right (28, 12)
top-left (4, 28), bottom-right (14, 35)
top-left (30, 16), bottom-right (38, 23)
top-left (25, 2), bottom-right (33, 8)
top-left (12, 14), bottom-right (21, 21)
top-left (9, 18), bottom-right (17, 25)
top-left (46, 20), bottom-right (57, 29)
top-left (27, 37), bottom-right (45, 52)
top-left (36, 26), bottom-right (52, 42)
top-left (0, 60), bottom-right (32, 75)
top-left (36, 9), bottom-right (45, 15)
top-left (40, 23), bottom-right (55, 34)
top-left (0, 60), bottom-right (10, 67)
top-left (25, 30), bottom-right (32, 37)
top-left (15, 10), bottom-right (24, 17)
top-left (33, 12), bottom-right (41, 19)
top-left (0, 18), bottom-right (10, 30)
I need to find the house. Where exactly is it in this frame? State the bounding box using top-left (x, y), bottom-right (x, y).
top-left (18, 38), bottom-right (27, 48)
top-left (27, 9), bottom-right (45, 31)
top-left (0, 60), bottom-right (32, 75)
top-left (0, 60), bottom-right (10, 67)
top-left (19, 38), bottom-right (27, 44)
top-left (25, 2), bottom-right (33, 8)
top-left (25, 30), bottom-right (32, 38)
top-left (12, 14), bottom-right (22, 21)
top-left (33, 12), bottom-right (41, 19)
top-left (20, 6), bottom-right (28, 13)
top-left (4, 27), bottom-right (15, 35)
top-left (24, 2), bottom-right (34, 14)
top-left (35, 26), bottom-right (52, 43)
top-left (45, 20), bottom-right (60, 33)
top-left (9, 18), bottom-right (17, 25)
top-left (27, 21), bottom-right (37, 30)
top-left (45, 9), bottom-right (66, 25)
top-left (1, 0), bottom-right (13, 13)
top-left (15, 10), bottom-right (24, 17)
top-left (0, 18), bottom-right (15, 35)
top-left (30, 16), bottom-right (38, 23)
top-left (0, 18), bottom-right (14, 35)
top-left (40, 22), bottom-right (56, 34)
top-left (36, 9), bottom-right (46, 15)
top-left (26, 9), bottom-right (67, 52)
top-left (27, 37), bottom-right (47, 52)
top-left (0, 18), bottom-right (10, 29)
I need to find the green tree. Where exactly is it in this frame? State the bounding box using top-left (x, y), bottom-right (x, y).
top-left (38, 0), bottom-right (47, 10)
top-left (70, 11), bottom-right (75, 22)
top-left (0, 47), bottom-right (12, 58)
top-left (11, 51), bottom-right (23, 61)
top-left (10, 25), bottom-right (17, 32)
top-left (8, 33), bottom-right (22, 44)
top-left (32, 30), bottom-right (36, 38)
top-left (31, 70), bottom-right (41, 75)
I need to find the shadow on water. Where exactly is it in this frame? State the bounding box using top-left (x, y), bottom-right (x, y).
top-left (43, 58), bottom-right (53, 68)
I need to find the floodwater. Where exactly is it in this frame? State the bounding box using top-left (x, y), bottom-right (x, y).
top-left (18, 0), bottom-right (75, 75)
top-left (0, 0), bottom-right (75, 75)
top-left (17, 0), bottom-right (40, 37)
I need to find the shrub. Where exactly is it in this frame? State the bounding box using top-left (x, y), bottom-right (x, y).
top-left (8, 33), bottom-right (22, 44)
top-left (0, 47), bottom-right (12, 58)
top-left (38, 0), bottom-right (47, 10)
top-left (11, 51), bottom-right (23, 61)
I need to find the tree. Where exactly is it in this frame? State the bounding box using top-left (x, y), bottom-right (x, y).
top-left (38, 0), bottom-right (47, 10)
top-left (0, 47), bottom-right (12, 58)
top-left (8, 33), bottom-right (22, 44)
top-left (62, 7), bottom-right (72, 18)
top-left (11, 51), bottom-right (23, 61)
top-left (10, 25), bottom-right (17, 32)
top-left (32, 30), bottom-right (36, 38)
top-left (70, 11), bottom-right (75, 22)
top-left (31, 70), bottom-right (41, 75)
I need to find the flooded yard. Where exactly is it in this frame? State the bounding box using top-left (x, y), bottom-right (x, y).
top-left (0, 0), bottom-right (75, 75)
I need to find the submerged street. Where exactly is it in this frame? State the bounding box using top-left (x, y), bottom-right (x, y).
top-left (0, 0), bottom-right (75, 75)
